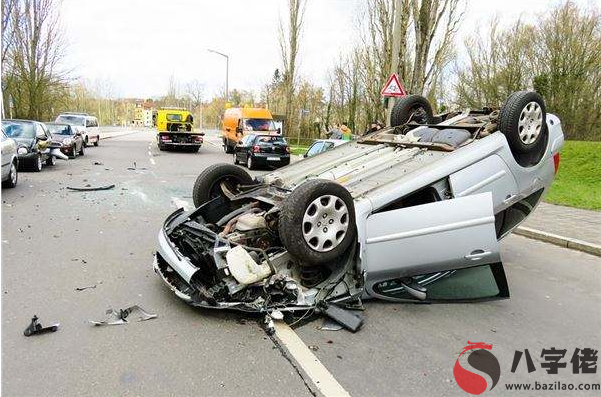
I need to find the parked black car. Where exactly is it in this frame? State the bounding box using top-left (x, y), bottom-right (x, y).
top-left (1, 119), bottom-right (56, 171)
top-left (46, 122), bottom-right (84, 159)
top-left (233, 133), bottom-right (290, 170)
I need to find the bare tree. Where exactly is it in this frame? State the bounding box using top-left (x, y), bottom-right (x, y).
top-left (186, 79), bottom-right (204, 107)
top-left (278, 0), bottom-right (306, 134)
top-left (5, 0), bottom-right (69, 120)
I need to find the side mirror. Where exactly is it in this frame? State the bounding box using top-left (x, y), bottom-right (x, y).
top-left (303, 153), bottom-right (308, 158)
top-left (236, 127), bottom-right (243, 134)
top-left (36, 132), bottom-right (47, 140)
top-left (277, 128), bottom-right (281, 134)
top-left (238, 140), bottom-right (243, 145)
top-left (75, 131), bottom-right (82, 136)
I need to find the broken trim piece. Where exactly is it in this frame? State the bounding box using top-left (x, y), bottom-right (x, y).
top-left (67, 184), bottom-right (115, 192)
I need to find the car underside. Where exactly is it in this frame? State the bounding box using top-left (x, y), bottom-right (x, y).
top-left (154, 91), bottom-right (564, 330)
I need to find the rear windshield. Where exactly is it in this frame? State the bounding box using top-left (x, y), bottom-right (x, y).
top-left (47, 124), bottom-right (72, 135)
top-left (2, 121), bottom-right (35, 139)
top-left (255, 135), bottom-right (286, 145)
top-left (166, 114), bottom-right (182, 122)
top-left (56, 115), bottom-right (86, 126)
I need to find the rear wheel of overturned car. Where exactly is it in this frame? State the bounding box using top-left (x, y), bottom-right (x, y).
top-left (390, 94), bottom-right (434, 127)
top-left (192, 163), bottom-right (255, 208)
top-left (279, 179), bottom-right (356, 266)
top-left (499, 91), bottom-right (548, 166)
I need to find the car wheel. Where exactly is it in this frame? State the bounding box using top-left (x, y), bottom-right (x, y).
top-left (233, 153), bottom-right (239, 165)
top-left (246, 155), bottom-right (254, 170)
top-left (93, 136), bottom-right (99, 146)
top-left (192, 163), bottom-right (254, 208)
top-left (390, 94), bottom-right (434, 127)
top-left (499, 91), bottom-right (548, 166)
top-left (2, 160), bottom-right (18, 188)
top-left (279, 179), bottom-right (356, 265)
top-left (79, 143), bottom-right (85, 156)
top-left (32, 154), bottom-right (42, 172)
top-left (46, 155), bottom-right (56, 166)
top-left (84, 137), bottom-right (89, 147)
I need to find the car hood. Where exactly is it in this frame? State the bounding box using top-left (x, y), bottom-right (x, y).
top-left (13, 137), bottom-right (34, 147)
top-left (51, 134), bottom-right (74, 142)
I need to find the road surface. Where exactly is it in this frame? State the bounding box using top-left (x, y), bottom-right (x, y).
top-left (2, 129), bottom-right (600, 396)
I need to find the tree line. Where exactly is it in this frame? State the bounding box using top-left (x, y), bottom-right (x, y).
top-left (1, 0), bottom-right (599, 141)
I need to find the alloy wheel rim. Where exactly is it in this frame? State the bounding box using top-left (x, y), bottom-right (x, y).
top-left (37, 156), bottom-right (42, 170)
top-left (10, 163), bottom-right (17, 184)
top-left (518, 101), bottom-right (543, 145)
top-left (247, 157), bottom-right (252, 168)
top-left (302, 194), bottom-right (349, 252)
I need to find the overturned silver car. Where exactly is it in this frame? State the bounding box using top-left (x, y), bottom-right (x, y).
top-left (154, 91), bottom-right (564, 325)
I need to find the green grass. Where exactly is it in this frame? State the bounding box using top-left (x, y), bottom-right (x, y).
top-left (289, 145), bottom-right (309, 156)
top-left (545, 141), bottom-right (601, 211)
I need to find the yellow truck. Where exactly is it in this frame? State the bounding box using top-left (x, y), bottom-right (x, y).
top-left (156, 108), bottom-right (203, 152)
top-left (221, 107), bottom-right (279, 153)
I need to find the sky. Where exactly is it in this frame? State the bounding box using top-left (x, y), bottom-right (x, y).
top-left (60, 0), bottom-right (600, 100)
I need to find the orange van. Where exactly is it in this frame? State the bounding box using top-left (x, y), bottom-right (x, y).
top-left (221, 107), bottom-right (279, 153)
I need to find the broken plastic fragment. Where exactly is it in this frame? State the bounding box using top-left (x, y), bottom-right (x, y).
top-left (89, 305), bottom-right (157, 326)
top-left (24, 315), bottom-right (59, 336)
top-left (67, 184), bottom-right (115, 192)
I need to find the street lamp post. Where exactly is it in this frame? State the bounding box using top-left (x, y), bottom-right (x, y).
top-left (207, 49), bottom-right (229, 103)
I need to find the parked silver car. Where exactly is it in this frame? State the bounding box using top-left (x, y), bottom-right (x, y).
top-left (154, 91), bottom-right (563, 324)
top-left (1, 127), bottom-right (18, 188)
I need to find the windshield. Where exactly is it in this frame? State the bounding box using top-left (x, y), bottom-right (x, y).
top-left (56, 115), bottom-right (86, 126)
top-left (2, 121), bottom-right (35, 139)
top-left (255, 135), bottom-right (286, 145)
top-left (166, 114), bottom-right (182, 122)
top-left (243, 118), bottom-right (276, 132)
top-left (47, 124), bottom-right (72, 135)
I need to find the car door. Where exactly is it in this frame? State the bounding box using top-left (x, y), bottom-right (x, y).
top-left (241, 134), bottom-right (254, 162)
top-left (1, 131), bottom-right (10, 178)
top-left (363, 192), bottom-right (507, 302)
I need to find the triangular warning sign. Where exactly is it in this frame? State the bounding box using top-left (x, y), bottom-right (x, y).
top-left (381, 74), bottom-right (407, 97)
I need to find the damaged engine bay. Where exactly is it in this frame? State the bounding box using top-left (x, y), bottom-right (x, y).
top-left (154, 186), bottom-right (362, 318)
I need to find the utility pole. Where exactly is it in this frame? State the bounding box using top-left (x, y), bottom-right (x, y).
top-left (386, 0), bottom-right (403, 126)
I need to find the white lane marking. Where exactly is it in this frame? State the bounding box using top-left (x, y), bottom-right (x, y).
top-left (171, 197), bottom-right (191, 211)
top-left (150, 158), bottom-right (156, 165)
top-left (274, 322), bottom-right (351, 397)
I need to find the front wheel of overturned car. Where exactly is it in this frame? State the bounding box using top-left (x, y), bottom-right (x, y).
top-left (390, 94), bottom-right (434, 128)
top-left (499, 91), bottom-right (548, 166)
top-left (279, 179), bottom-right (356, 266)
top-left (192, 163), bottom-right (255, 208)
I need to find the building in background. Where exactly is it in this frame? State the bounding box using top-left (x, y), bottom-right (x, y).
top-left (133, 101), bottom-right (155, 127)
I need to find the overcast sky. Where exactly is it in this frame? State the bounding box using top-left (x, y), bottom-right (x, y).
top-left (60, 0), bottom-right (600, 100)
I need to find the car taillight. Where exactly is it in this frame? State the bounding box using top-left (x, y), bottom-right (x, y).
top-left (553, 152), bottom-right (560, 174)
top-left (252, 145), bottom-right (261, 153)
top-left (194, 136), bottom-right (203, 142)
top-left (285, 146), bottom-right (290, 153)
top-left (160, 135), bottom-right (169, 141)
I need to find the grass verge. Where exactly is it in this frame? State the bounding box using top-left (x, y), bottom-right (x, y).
top-left (546, 141), bottom-right (601, 211)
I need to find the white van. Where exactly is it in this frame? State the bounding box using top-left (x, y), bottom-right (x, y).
top-left (55, 113), bottom-right (100, 147)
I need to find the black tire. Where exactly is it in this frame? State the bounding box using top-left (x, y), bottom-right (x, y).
top-left (246, 155), bottom-right (254, 170)
top-left (192, 163), bottom-right (254, 208)
top-left (499, 91), bottom-right (547, 158)
top-left (279, 179), bottom-right (356, 266)
top-left (31, 154), bottom-right (42, 172)
top-left (390, 95), bottom-right (434, 127)
top-left (84, 137), bottom-right (89, 147)
top-left (2, 160), bottom-right (18, 188)
top-left (224, 139), bottom-right (234, 154)
top-left (46, 155), bottom-right (56, 166)
top-left (79, 143), bottom-right (85, 156)
top-left (233, 153), bottom-right (239, 165)
top-left (93, 136), bottom-right (99, 146)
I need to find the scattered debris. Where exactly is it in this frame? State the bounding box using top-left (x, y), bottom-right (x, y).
top-left (322, 303), bottom-right (363, 333)
top-left (127, 161), bottom-right (147, 171)
top-left (318, 317), bottom-right (343, 332)
top-left (308, 345), bottom-right (319, 351)
top-left (24, 315), bottom-right (59, 336)
top-left (67, 184), bottom-right (115, 192)
top-left (89, 305), bottom-right (157, 326)
top-left (75, 284), bottom-right (96, 291)
top-left (93, 161), bottom-right (104, 165)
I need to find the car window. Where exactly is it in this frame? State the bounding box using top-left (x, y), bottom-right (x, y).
top-left (322, 142), bottom-right (335, 152)
top-left (243, 118), bottom-right (275, 131)
top-left (1, 130), bottom-right (6, 141)
top-left (166, 114), bottom-right (182, 122)
top-left (306, 142), bottom-right (324, 156)
top-left (2, 121), bottom-right (35, 139)
top-left (47, 124), bottom-right (72, 135)
top-left (243, 135), bottom-right (255, 145)
top-left (56, 115), bottom-right (85, 126)
top-left (256, 136), bottom-right (286, 145)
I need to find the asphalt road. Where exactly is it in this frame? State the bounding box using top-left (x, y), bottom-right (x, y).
top-left (2, 129), bottom-right (600, 397)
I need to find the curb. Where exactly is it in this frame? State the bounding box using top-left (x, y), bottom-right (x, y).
top-left (99, 130), bottom-right (139, 140)
top-left (514, 226), bottom-right (601, 257)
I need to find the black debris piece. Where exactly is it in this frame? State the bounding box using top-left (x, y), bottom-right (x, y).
top-left (322, 302), bottom-right (363, 333)
top-left (23, 315), bottom-right (59, 337)
top-left (67, 184), bottom-right (115, 192)
top-left (75, 284), bottom-right (96, 291)
top-left (93, 161), bottom-right (103, 165)
top-left (89, 305), bottom-right (157, 326)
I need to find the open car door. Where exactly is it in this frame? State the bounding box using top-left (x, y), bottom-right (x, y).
top-left (363, 192), bottom-right (509, 302)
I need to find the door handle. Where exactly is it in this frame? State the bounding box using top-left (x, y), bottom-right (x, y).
top-left (465, 250), bottom-right (492, 260)
top-left (503, 194), bottom-right (517, 204)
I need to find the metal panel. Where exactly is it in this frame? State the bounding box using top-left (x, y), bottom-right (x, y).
top-left (363, 192), bottom-right (500, 280)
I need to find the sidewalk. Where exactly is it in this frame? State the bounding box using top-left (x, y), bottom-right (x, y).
top-left (515, 202), bottom-right (601, 256)
top-left (98, 126), bottom-right (141, 140)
